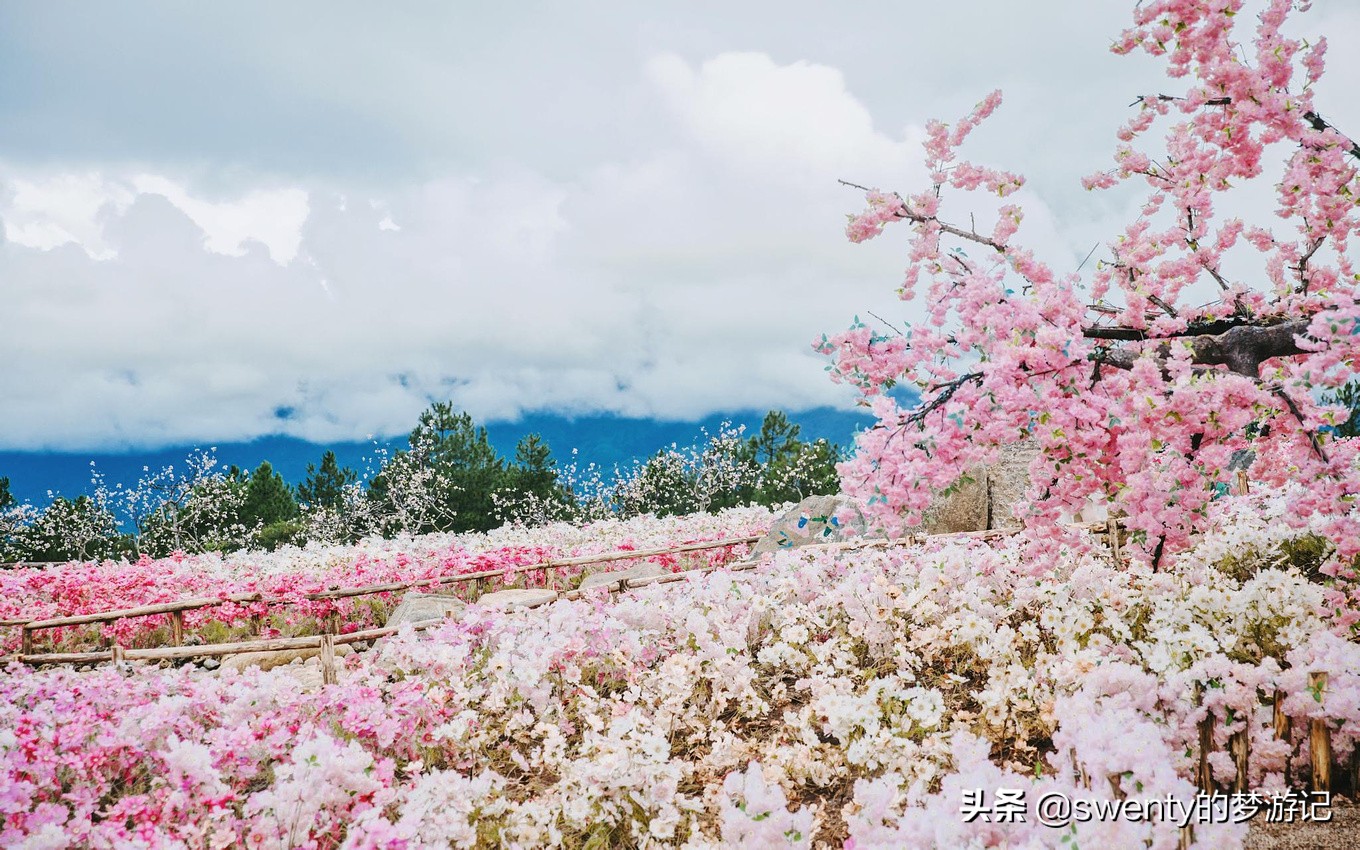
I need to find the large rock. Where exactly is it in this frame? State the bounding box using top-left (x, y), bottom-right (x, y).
top-left (577, 562), bottom-right (666, 592)
top-left (384, 592), bottom-right (468, 630)
top-left (752, 495), bottom-right (869, 555)
top-left (916, 467), bottom-right (991, 534)
top-left (980, 440), bottom-right (1040, 529)
top-left (920, 440), bottom-right (1112, 530)
top-left (476, 588), bottom-right (558, 611)
top-left (907, 440), bottom-right (1040, 532)
top-left (220, 643), bottom-right (353, 673)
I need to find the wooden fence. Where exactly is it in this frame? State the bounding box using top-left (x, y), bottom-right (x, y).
top-left (3, 519), bottom-right (1123, 675)
top-left (4, 534), bottom-right (763, 664)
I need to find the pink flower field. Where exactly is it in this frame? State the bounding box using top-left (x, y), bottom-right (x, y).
top-left (3, 495), bottom-right (1359, 848)
top-left (1, 508), bottom-right (774, 654)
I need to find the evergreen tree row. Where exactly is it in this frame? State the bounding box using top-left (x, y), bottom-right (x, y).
top-left (0, 405), bottom-right (844, 562)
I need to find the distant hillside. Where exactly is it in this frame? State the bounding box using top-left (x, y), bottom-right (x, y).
top-left (0, 406), bottom-right (886, 507)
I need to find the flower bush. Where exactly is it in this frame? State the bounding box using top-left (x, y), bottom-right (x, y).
top-left (1, 506), bottom-right (775, 653)
top-left (2, 491), bottom-right (1355, 848)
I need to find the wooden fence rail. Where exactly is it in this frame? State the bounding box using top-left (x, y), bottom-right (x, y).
top-left (8, 519), bottom-right (1125, 666)
top-left (8, 534), bottom-right (762, 657)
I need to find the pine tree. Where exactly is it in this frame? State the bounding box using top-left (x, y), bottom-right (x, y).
top-left (298, 450), bottom-right (357, 509)
top-left (511, 434), bottom-right (558, 496)
top-left (240, 461), bottom-right (299, 529)
top-left (369, 402), bottom-right (508, 534)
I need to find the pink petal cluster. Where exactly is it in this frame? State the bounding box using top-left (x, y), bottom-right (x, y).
top-left (818, 0), bottom-right (1360, 622)
top-left (2, 508), bottom-right (773, 653)
top-left (2, 498), bottom-right (1355, 847)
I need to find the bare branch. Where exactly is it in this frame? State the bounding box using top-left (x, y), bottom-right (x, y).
top-left (837, 180), bottom-right (1007, 254)
top-left (1272, 385), bottom-right (1330, 463)
top-left (1089, 317), bottom-right (1309, 377)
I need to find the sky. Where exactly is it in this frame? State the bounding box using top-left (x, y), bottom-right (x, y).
top-left (2, 1), bottom-right (1358, 455)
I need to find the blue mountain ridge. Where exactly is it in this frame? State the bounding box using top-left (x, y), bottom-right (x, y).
top-left (0, 405), bottom-right (897, 507)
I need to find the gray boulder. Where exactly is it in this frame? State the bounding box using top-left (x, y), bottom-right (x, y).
top-left (384, 592), bottom-right (468, 630)
top-left (753, 494), bottom-right (868, 555)
top-left (914, 440), bottom-right (1118, 530)
top-left (477, 588), bottom-right (558, 611)
top-left (750, 443), bottom-right (1044, 551)
top-left (577, 562), bottom-right (666, 592)
top-left (220, 643), bottom-right (353, 673)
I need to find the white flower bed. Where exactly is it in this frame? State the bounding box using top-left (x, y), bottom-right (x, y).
top-left (2, 495), bottom-right (1356, 848)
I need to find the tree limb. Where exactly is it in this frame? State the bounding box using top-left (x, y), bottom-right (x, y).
top-left (1134, 95), bottom-right (1360, 163)
top-left (1090, 317), bottom-right (1309, 377)
top-left (1083, 314), bottom-right (1295, 342)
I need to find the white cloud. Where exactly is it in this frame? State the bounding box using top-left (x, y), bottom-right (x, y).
top-left (646, 52), bottom-right (916, 182)
top-left (131, 175), bottom-right (309, 265)
top-left (2, 173), bottom-right (134, 260)
top-left (0, 53), bottom-right (913, 450)
top-left (1, 1), bottom-right (1357, 451)
top-left (0, 174), bottom-right (310, 266)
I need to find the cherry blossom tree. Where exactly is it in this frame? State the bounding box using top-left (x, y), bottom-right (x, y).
top-left (820, 0), bottom-right (1360, 592)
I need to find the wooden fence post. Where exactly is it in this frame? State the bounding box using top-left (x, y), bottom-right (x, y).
top-left (1272, 689), bottom-right (1292, 785)
top-left (320, 633), bottom-right (337, 686)
top-left (1229, 728), bottom-right (1250, 794)
top-left (1309, 672), bottom-right (1331, 794)
top-left (20, 626), bottom-right (32, 656)
top-left (169, 610), bottom-right (184, 646)
top-left (1195, 685), bottom-right (1215, 794)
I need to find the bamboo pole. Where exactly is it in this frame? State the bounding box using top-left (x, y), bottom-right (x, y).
top-left (1310, 672), bottom-right (1331, 794)
top-left (1179, 826), bottom-right (1194, 850)
top-left (18, 536), bottom-right (760, 640)
top-left (1273, 690), bottom-right (1291, 740)
top-left (309, 534), bottom-right (762, 601)
top-left (15, 593), bottom-right (563, 666)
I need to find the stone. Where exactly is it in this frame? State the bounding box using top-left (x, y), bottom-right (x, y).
top-left (476, 588), bottom-right (558, 611)
top-left (285, 665), bottom-right (326, 692)
top-left (201, 657), bottom-right (219, 670)
top-left (979, 440), bottom-right (1040, 529)
top-left (919, 440), bottom-right (1113, 530)
top-left (384, 592), bottom-right (468, 630)
top-left (577, 562), bottom-right (666, 592)
top-left (752, 495), bottom-right (869, 556)
top-left (219, 643), bottom-right (352, 673)
top-left (889, 440), bottom-right (1038, 534)
top-left (915, 466), bottom-right (990, 534)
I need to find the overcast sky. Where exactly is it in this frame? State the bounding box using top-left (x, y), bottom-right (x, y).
top-left (2, 1), bottom-right (1357, 451)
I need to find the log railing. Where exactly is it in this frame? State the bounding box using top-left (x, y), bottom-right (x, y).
top-left (6, 520), bottom-right (1129, 667)
top-left (7, 534), bottom-right (761, 661)
top-left (0, 464), bottom-right (1254, 650)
